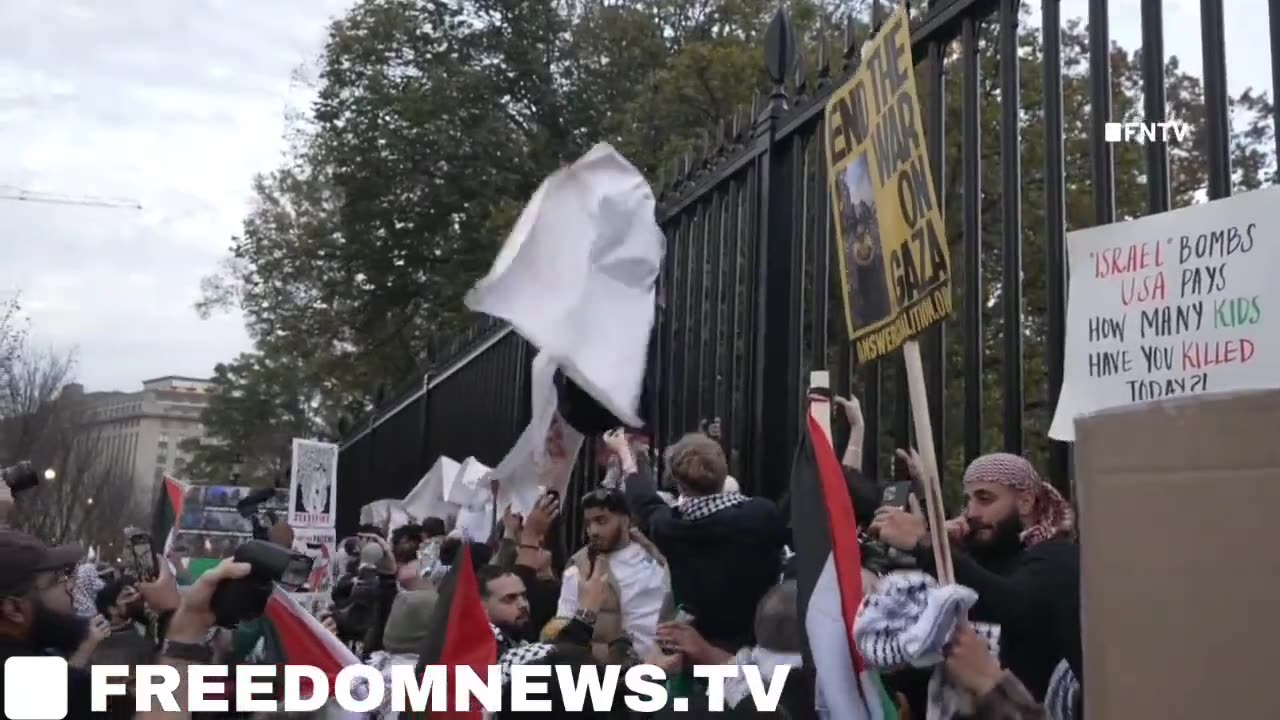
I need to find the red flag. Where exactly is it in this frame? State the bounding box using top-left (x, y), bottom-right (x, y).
top-left (791, 397), bottom-right (891, 719)
top-left (415, 544), bottom-right (498, 719)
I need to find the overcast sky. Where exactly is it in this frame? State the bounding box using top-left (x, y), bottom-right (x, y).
top-left (0, 0), bottom-right (1272, 393)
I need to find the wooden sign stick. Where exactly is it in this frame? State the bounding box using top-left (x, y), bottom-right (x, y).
top-left (902, 339), bottom-right (955, 585)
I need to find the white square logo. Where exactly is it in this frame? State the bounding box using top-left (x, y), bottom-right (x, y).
top-left (1103, 122), bottom-right (1122, 142)
top-left (4, 656), bottom-right (68, 719)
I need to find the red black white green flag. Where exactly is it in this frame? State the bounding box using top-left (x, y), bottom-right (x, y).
top-left (790, 393), bottom-right (896, 720)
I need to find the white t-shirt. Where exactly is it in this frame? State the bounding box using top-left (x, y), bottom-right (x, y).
top-left (555, 541), bottom-right (668, 655)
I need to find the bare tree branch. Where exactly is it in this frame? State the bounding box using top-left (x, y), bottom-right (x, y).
top-left (0, 338), bottom-right (145, 549)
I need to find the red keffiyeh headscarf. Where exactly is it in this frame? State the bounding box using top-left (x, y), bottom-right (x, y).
top-left (962, 453), bottom-right (1075, 547)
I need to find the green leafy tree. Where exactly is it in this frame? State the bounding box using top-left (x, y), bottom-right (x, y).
top-left (179, 352), bottom-right (330, 487)
top-left (196, 0), bottom-right (862, 441)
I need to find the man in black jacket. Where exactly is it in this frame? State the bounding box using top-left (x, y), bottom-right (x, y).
top-left (870, 451), bottom-right (1082, 703)
top-left (610, 430), bottom-right (787, 653)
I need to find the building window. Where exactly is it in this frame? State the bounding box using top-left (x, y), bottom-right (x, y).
top-left (157, 454), bottom-right (167, 467)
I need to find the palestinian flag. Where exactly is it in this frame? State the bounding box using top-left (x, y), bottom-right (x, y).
top-left (261, 589), bottom-right (359, 688)
top-left (151, 475), bottom-right (186, 550)
top-left (414, 543), bottom-right (498, 719)
top-left (791, 391), bottom-right (896, 720)
top-left (221, 588), bottom-right (359, 709)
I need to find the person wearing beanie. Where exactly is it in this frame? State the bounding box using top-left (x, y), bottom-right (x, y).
top-left (366, 588), bottom-right (438, 719)
top-left (870, 451), bottom-right (1082, 704)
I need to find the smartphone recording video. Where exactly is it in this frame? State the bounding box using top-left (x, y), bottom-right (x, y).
top-left (881, 481), bottom-right (913, 510)
top-left (126, 533), bottom-right (159, 583)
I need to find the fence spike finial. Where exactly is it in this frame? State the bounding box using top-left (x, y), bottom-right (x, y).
top-left (794, 51), bottom-right (809, 99)
top-left (750, 89), bottom-right (762, 121)
top-left (842, 15), bottom-right (860, 73)
top-left (733, 104), bottom-right (745, 139)
top-left (817, 19), bottom-right (833, 84)
top-left (716, 118), bottom-right (728, 149)
top-left (763, 8), bottom-right (798, 104)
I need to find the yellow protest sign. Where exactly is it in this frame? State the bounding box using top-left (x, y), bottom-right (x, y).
top-left (826, 4), bottom-right (952, 363)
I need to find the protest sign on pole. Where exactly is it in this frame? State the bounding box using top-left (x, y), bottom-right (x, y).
top-left (825, 4), bottom-right (954, 582)
top-left (289, 439), bottom-right (339, 528)
top-left (1049, 186), bottom-right (1277, 441)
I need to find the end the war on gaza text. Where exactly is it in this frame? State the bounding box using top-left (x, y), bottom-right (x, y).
top-left (827, 12), bottom-right (949, 331)
top-left (1084, 223), bottom-right (1259, 402)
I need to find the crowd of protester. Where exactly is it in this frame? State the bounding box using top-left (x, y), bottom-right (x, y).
top-left (0, 393), bottom-right (1081, 719)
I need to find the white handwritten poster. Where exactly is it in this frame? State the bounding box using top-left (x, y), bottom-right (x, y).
top-left (1050, 187), bottom-right (1279, 441)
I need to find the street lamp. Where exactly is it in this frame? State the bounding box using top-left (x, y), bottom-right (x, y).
top-left (86, 498), bottom-right (93, 506)
top-left (44, 468), bottom-right (55, 481)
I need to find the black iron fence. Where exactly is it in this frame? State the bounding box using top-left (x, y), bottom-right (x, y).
top-left (336, 0), bottom-right (1244, 552)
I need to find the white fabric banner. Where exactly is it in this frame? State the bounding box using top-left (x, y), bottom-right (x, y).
top-left (485, 351), bottom-right (583, 516)
top-left (1050, 187), bottom-right (1278, 440)
top-left (464, 143), bottom-right (665, 428)
top-left (402, 455), bottom-right (460, 523)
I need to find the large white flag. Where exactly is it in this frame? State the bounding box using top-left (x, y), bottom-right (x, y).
top-left (465, 143), bottom-right (665, 428)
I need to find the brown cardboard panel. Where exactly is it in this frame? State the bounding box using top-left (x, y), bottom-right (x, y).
top-left (1074, 390), bottom-right (1280, 720)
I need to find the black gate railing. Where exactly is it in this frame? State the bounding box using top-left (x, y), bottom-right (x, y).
top-left (335, 0), bottom-right (1244, 552)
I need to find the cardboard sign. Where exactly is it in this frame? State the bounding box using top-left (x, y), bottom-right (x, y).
top-left (825, 4), bottom-right (951, 362)
top-left (1050, 187), bottom-right (1278, 440)
top-left (289, 439), bottom-right (339, 527)
top-left (1074, 389), bottom-right (1280, 717)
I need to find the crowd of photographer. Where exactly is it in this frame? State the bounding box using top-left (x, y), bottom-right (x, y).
top-left (0, 387), bottom-right (1079, 720)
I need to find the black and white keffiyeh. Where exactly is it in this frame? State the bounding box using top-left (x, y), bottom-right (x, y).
top-left (854, 571), bottom-right (1001, 720)
top-left (677, 491), bottom-right (748, 521)
top-left (490, 622), bottom-right (557, 685)
top-left (498, 642), bottom-right (556, 684)
top-left (722, 647), bottom-right (804, 709)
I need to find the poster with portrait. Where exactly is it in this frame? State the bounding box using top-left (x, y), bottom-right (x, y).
top-left (289, 439), bottom-right (339, 528)
top-left (292, 527), bottom-right (337, 595)
top-left (824, 4), bottom-right (951, 362)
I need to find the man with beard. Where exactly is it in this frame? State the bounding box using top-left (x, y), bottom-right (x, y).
top-left (478, 564), bottom-right (536, 654)
top-left (870, 452), bottom-right (1082, 704)
top-left (0, 529), bottom-right (111, 719)
top-left (557, 488), bottom-right (669, 662)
